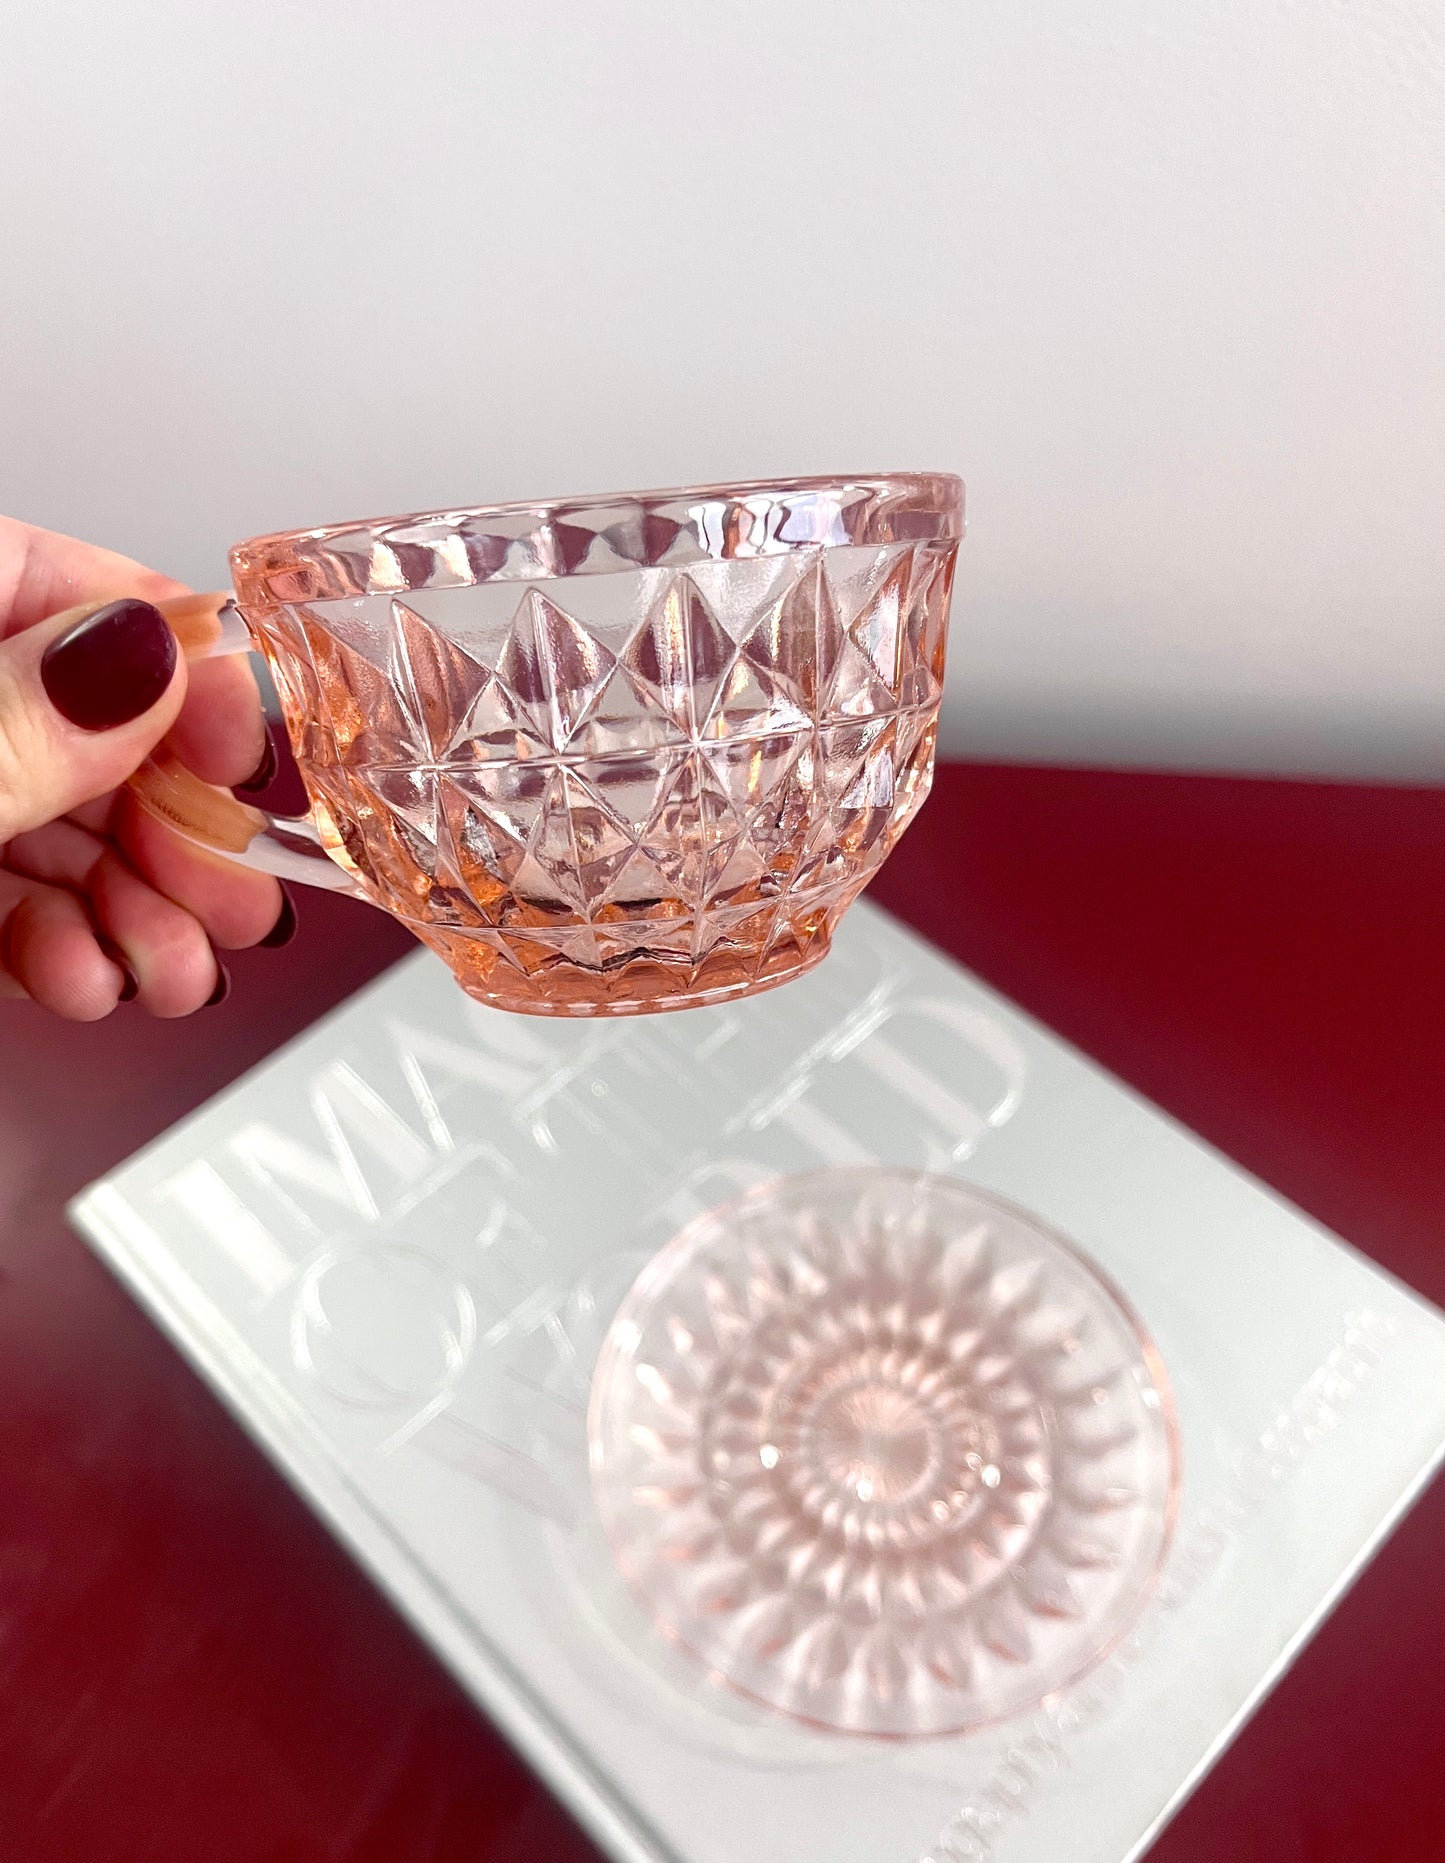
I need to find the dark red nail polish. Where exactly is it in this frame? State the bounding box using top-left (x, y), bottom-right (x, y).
top-left (204, 963), bottom-right (231, 1008)
top-left (97, 936), bottom-right (139, 1002)
top-left (40, 599), bottom-right (178, 731)
top-left (259, 886), bottom-right (297, 949)
top-left (236, 728), bottom-right (278, 794)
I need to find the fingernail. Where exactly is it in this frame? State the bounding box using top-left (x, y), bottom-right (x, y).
top-left (98, 937), bottom-right (140, 1003)
top-left (40, 599), bottom-right (178, 732)
top-left (236, 728), bottom-right (278, 794)
top-left (204, 962), bottom-right (231, 1008)
top-left (259, 885), bottom-right (297, 949)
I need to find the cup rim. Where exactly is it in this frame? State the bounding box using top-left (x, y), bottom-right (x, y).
top-left (229, 471), bottom-right (964, 604)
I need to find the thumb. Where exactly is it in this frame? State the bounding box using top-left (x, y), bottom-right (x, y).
top-left (0, 598), bottom-right (187, 843)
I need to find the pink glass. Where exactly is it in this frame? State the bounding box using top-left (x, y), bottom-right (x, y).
top-left (589, 1169), bottom-right (1180, 1737)
top-left (133, 475), bottom-right (962, 1016)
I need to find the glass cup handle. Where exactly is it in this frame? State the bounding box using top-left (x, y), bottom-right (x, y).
top-left (123, 592), bottom-right (369, 899)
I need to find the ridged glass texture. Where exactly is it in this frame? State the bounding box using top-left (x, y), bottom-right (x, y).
top-left (589, 1169), bottom-right (1179, 1736)
top-left (231, 476), bottom-right (962, 1015)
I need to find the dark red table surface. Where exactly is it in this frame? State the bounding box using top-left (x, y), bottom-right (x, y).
top-left (1, 763), bottom-right (1441, 1863)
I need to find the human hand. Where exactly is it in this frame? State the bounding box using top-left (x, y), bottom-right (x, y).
top-left (0, 515), bottom-right (294, 1019)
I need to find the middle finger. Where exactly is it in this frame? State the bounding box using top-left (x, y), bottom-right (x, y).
top-left (113, 788), bottom-right (284, 951)
top-left (88, 846), bottom-right (224, 1016)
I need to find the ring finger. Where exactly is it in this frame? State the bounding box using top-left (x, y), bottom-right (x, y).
top-left (0, 869), bottom-right (129, 1018)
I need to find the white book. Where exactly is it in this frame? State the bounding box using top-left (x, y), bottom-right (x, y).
top-left (71, 901), bottom-right (1445, 1863)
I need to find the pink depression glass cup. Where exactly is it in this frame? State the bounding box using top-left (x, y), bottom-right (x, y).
top-left (129, 474), bottom-right (963, 1016)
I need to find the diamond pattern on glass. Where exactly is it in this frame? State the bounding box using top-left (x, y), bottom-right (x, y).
top-left (240, 484), bottom-right (958, 1015)
top-left (588, 1169), bottom-right (1179, 1736)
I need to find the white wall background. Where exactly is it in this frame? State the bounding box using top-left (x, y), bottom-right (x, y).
top-left (1, 1), bottom-right (1441, 780)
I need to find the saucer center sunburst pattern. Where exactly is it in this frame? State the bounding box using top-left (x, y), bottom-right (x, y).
top-left (589, 1169), bottom-right (1179, 1736)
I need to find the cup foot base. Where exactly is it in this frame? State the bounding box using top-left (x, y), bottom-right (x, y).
top-left (419, 929), bottom-right (835, 1017)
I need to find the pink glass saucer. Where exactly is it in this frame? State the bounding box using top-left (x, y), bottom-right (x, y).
top-left (588, 1168), bottom-right (1179, 1737)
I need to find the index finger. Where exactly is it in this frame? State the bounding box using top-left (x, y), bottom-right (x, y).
top-left (166, 650), bottom-right (270, 790)
top-left (0, 515), bottom-right (187, 636)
